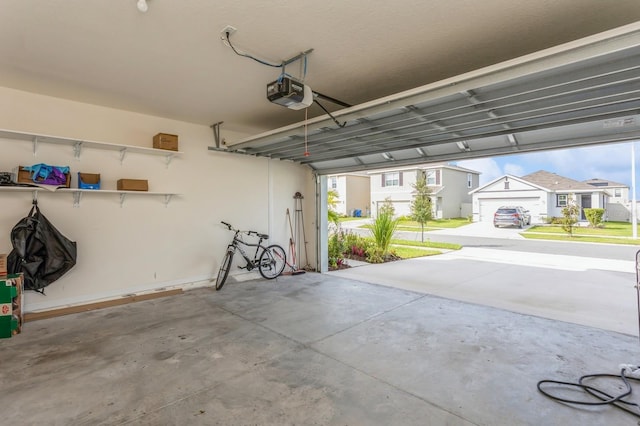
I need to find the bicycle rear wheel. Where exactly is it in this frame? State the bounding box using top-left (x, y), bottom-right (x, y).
top-left (258, 245), bottom-right (286, 279)
top-left (215, 248), bottom-right (234, 291)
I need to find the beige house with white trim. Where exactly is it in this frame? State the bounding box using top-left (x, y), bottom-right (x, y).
top-left (369, 164), bottom-right (480, 219)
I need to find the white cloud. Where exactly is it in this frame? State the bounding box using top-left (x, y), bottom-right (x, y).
top-left (503, 163), bottom-right (526, 177)
top-left (456, 158), bottom-right (502, 184)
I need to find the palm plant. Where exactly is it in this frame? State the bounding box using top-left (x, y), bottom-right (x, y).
top-left (367, 212), bottom-right (399, 257)
top-left (327, 189), bottom-right (340, 225)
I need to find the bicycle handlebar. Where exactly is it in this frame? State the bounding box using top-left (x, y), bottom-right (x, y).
top-left (220, 221), bottom-right (268, 239)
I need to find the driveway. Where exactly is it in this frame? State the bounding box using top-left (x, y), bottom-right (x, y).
top-left (336, 219), bottom-right (638, 336)
top-left (428, 220), bottom-right (528, 239)
top-left (330, 248), bottom-right (637, 335)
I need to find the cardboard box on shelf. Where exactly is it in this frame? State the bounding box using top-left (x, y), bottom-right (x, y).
top-left (117, 179), bottom-right (149, 191)
top-left (17, 166), bottom-right (71, 188)
top-left (0, 253), bottom-right (6, 276)
top-left (78, 172), bottom-right (101, 190)
top-left (153, 133), bottom-right (179, 151)
top-left (0, 273), bottom-right (23, 338)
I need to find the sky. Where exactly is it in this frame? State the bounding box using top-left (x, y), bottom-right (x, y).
top-left (455, 141), bottom-right (640, 196)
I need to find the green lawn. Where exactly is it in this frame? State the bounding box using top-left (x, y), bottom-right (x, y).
top-left (387, 217), bottom-right (471, 232)
top-left (390, 238), bottom-right (462, 250)
top-left (522, 221), bottom-right (640, 245)
top-left (389, 238), bottom-right (461, 259)
top-left (391, 246), bottom-right (442, 259)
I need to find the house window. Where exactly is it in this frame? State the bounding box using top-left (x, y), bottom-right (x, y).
top-left (467, 173), bottom-right (472, 189)
top-left (383, 172), bottom-right (400, 187)
top-left (426, 170), bottom-right (437, 185)
top-left (557, 194), bottom-right (568, 207)
top-left (615, 188), bottom-right (621, 197)
top-left (330, 177), bottom-right (337, 189)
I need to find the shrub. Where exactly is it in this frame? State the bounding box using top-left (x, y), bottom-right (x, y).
top-left (343, 232), bottom-right (372, 259)
top-left (365, 246), bottom-right (386, 263)
top-left (328, 229), bottom-right (346, 268)
top-left (584, 208), bottom-right (605, 227)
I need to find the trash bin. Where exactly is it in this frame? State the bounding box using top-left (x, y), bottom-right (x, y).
top-left (355, 209), bottom-right (362, 217)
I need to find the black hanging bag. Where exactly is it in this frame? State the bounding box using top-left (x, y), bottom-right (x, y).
top-left (7, 202), bottom-right (77, 294)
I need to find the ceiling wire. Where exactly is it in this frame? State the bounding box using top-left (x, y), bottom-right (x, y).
top-left (225, 32), bottom-right (283, 68)
top-left (304, 108), bottom-right (309, 157)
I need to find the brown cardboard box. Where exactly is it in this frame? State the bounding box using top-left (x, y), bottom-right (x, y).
top-left (17, 166), bottom-right (71, 188)
top-left (153, 133), bottom-right (179, 151)
top-left (0, 254), bottom-right (6, 276)
top-left (117, 179), bottom-right (149, 191)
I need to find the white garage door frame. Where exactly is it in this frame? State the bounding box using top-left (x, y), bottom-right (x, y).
top-left (479, 198), bottom-right (541, 222)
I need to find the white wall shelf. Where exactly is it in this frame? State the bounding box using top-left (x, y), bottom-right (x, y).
top-left (0, 186), bottom-right (180, 207)
top-left (0, 128), bottom-right (183, 168)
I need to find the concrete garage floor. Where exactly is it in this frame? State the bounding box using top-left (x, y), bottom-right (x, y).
top-left (3, 273), bottom-right (640, 425)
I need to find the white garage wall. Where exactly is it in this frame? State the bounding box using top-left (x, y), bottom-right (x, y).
top-left (0, 87), bottom-right (315, 312)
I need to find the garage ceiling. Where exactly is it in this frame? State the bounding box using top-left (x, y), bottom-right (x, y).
top-left (2, 2), bottom-right (640, 174)
top-left (224, 22), bottom-right (640, 175)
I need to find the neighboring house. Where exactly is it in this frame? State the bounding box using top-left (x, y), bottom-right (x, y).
top-left (470, 170), bottom-right (610, 224)
top-left (369, 163), bottom-right (480, 219)
top-left (583, 178), bottom-right (630, 222)
top-left (327, 173), bottom-right (371, 217)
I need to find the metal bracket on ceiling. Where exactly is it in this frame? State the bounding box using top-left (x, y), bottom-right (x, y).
top-left (456, 141), bottom-right (471, 152)
top-left (211, 121), bottom-right (224, 148)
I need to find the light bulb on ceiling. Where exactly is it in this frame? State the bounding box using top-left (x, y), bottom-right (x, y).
top-left (137, 0), bottom-right (148, 13)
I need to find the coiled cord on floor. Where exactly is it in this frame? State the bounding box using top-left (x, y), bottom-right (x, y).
top-left (538, 369), bottom-right (640, 420)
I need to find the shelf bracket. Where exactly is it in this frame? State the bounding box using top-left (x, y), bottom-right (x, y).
top-left (32, 136), bottom-right (39, 156)
top-left (119, 148), bottom-right (127, 164)
top-left (163, 194), bottom-right (173, 207)
top-left (32, 190), bottom-right (38, 204)
top-left (165, 154), bottom-right (174, 168)
top-left (73, 141), bottom-right (83, 159)
top-left (211, 121), bottom-right (224, 148)
top-left (119, 193), bottom-right (127, 207)
top-left (73, 191), bottom-right (82, 208)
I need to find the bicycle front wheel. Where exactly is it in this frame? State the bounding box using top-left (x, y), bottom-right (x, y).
top-left (258, 245), bottom-right (286, 279)
top-left (215, 248), bottom-right (234, 291)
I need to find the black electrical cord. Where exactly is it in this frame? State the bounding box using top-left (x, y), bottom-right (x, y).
top-left (537, 369), bottom-right (640, 419)
top-left (225, 32), bottom-right (283, 68)
top-left (314, 99), bottom-right (346, 128)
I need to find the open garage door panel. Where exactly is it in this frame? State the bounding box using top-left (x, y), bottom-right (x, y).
top-left (218, 23), bottom-right (640, 175)
top-left (479, 198), bottom-right (540, 222)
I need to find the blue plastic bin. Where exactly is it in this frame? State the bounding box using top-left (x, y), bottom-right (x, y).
top-left (78, 172), bottom-right (101, 190)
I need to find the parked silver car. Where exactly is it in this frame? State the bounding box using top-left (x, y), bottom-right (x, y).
top-left (493, 206), bottom-right (530, 228)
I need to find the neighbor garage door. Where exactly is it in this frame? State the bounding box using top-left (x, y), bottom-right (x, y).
top-left (479, 198), bottom-right (540, 222)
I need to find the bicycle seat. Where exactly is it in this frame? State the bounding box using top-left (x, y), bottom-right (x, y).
top-left (257, 233), bottom-right (269, 239)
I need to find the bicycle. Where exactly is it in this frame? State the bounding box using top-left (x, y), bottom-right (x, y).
top-left (214, 221), bottom-right (287, 291)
